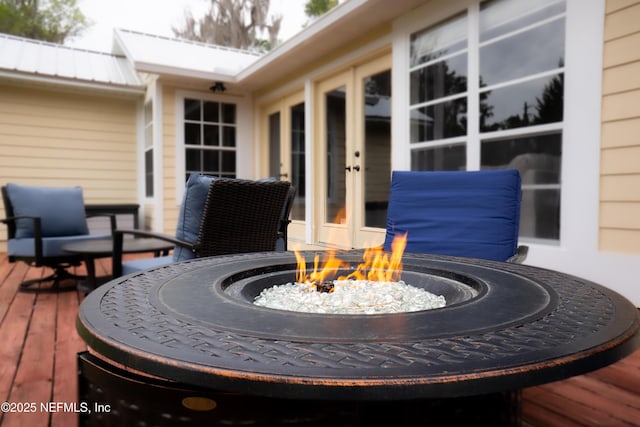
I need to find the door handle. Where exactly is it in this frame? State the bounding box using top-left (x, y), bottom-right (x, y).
top-left (345, 166), bottom-right (352, 172)
top-left (353, 165), bottom-right (361, 172)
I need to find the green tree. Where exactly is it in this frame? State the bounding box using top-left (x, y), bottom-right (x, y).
top-left (0, 0), bottom-right (89, 43)
top-left (173, 0), bottom-right (282, 53)
top-left (304, 0), bottom-right (338, 18)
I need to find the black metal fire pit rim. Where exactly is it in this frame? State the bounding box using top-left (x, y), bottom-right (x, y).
top-left (218, 261), bottom-right (487, 310)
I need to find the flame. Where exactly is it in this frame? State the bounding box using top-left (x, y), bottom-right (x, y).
top-left (295, 233), bottom-right (408, 285)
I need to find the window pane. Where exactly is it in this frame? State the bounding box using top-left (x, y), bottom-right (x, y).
top-left (481, 133), bottom-right (561, 184)
top-left (202, 150), bottom-right (219, 175)
top-left (411, 98), bottom-right (467, 142)
top-left (185, 123), bottom-right (201, 146)
top-left (364, 70), bottom-right (391, 228)
top-left (203, 124), bottom-right (219, 146)
top-left (410, 14), bottom-right (467, 67)
top-left (480, 74), bottom-right (563, 132)
top-left (221, 151), bottom-right (236, 173)
top-left (480, 0), bottom-right (565, 42)
top-left (145, 149), bottom-right (153, 197)
top-left (203, 101), bottom-right (219, 122)
top-left (480, 19), bottom-right (564, 86)
top-left (520, 188), bottom-right (560, 240)
top-left (222, 126), bottom-right (236, 147)
top-left (290, 102), bottom-right (306, 221)
top-left (481, 133), bottom-right (561, 241)
top-left (411, 144), bottom-right (466, 171)
top-left (410, 54), bottom-right (467, 104)
top-left (269, 112), bottom-right (281, 179)
top-left (184, 99), bottom-right (200, 121)
top-left (186, 149), bottom-right (201, 172)
top-left (222, 103), bottom-right (236, 124)
top-left (325, 87), bottom-right (346, 224)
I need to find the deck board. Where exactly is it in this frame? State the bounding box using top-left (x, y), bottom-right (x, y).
top-left (0, 253), bottom-right (638, 427)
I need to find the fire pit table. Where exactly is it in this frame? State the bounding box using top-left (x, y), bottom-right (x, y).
top-left (76, 251), bottom-right (640, 427)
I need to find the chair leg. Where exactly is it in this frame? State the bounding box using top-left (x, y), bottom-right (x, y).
top-left (19, 265), bottom-right (85, 293)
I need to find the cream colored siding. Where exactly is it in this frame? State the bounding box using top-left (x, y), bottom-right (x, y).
top-left (600, 0), bottom-right (640, 253)
top-left (0, 82), bottom-right (138, 250)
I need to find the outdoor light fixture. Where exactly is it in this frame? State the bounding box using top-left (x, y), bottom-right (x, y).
top-left (210, 82), bottom-right (226, 93)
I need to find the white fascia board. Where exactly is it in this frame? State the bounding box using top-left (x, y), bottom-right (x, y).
top-left (0, 70), bottom-right (146, 96)
top-left (129, 61), bottom-right (238, 83)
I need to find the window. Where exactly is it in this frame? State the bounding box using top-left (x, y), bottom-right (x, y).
top-left (409, 0), bottom-right (565, 241)
top-left (143, 102), bottom-right (154, 197)
top-left (184, 98), bottom-right (237, 180)
top-left (290, 102), bottom-right (306, 221)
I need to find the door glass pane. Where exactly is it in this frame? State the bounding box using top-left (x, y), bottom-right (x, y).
top-left (268, 112), bottom-right (281, 179)
top-left (290, 103), bottom-right (306, 221)
top-left (363, 70), bottom-right (391, 228)
top-left (325, 87), bottom-right (346, 224)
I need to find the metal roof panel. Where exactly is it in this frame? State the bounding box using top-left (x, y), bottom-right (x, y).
top-left (0, 33), bottom-right (143, 88)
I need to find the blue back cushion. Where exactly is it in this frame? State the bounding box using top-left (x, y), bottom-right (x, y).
top-left (5, 183), bottom-right (89, 238)
top-left (173, 174), bottom-right (215, 262)
top-left (383, 170), bottom-right (521, 261)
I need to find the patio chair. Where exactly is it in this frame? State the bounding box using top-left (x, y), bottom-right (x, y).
top-left (383, 170), bottom-right (528, 263)
top-left (1, 183), bottom-right (115, 292)
top-left (112, 175), bottom-right (293, 277)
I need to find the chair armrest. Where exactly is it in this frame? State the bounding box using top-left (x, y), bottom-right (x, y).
top-left (507, 245), bottom-right (529, 264)
top-left (112, 229), bottom-right (193, 277)
top-left (1, 215), bottom-right (45, 264)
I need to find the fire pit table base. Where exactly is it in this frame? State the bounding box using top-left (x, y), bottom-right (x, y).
top-left (78, 352), bottom-right (521, 427)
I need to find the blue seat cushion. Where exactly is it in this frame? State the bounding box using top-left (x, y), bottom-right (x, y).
top-left (173, 174), bottom-right (215, 262)
top-left (8, 234), bottom-right (111, 258)
top-left (5, 183), bottom-right (89, 238)
top-left (383, 170), bottom-right (521, 262)
top-left (122, 255), bottom-right (173, 276)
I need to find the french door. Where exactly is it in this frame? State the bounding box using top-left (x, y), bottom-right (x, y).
top-left (263, 91), bottom-right (306, 242)
top-left (316, 54), bottom-right (392, 248)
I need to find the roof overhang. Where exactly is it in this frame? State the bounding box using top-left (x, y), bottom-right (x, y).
top-left (237, 0), bottom-right (428, 90)
top-left (111, 0), bottom-right (428, 92)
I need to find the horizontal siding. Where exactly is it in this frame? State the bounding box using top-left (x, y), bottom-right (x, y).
top-left (601, 117), bottom-right (640, 148)
top-left (600, 0), bottom-right (640, 254)
top-left (0, 82), bottom-right (139, 250)
top-left (606, 0), bottom-right (639, 12)
top-left (162, 85), bottom-right (179, 235)
top-left (600, 229), bottom-right (640, 253)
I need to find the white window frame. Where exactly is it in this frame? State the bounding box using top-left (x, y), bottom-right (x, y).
top-left (392, 0), bottom-right (603, 260)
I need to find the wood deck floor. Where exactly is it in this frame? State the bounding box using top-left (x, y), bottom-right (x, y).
top-left (0, 252), bottom-right (638, 427)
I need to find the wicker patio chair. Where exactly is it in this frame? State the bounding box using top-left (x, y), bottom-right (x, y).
top-left (112, 175), bottom-right (293, 277)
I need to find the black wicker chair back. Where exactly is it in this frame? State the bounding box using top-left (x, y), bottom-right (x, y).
top-left (194, 178), bottom-right (292, 256)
